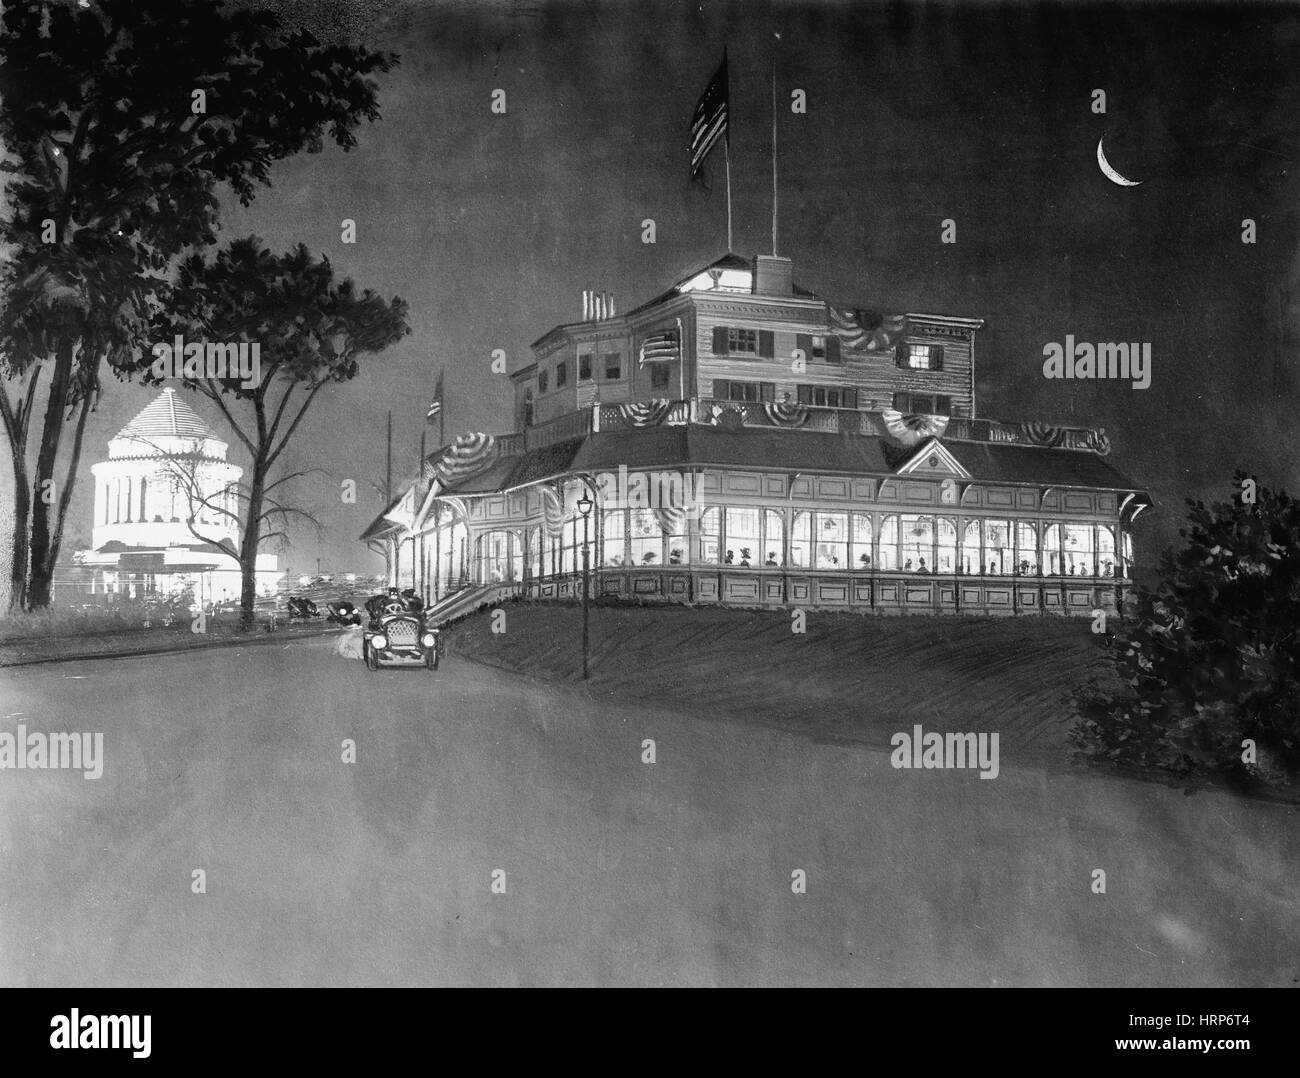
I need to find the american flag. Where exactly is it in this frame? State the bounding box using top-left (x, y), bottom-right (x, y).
top-left (639, 329), bottom-right (680, 367)
top-left (426, 370), bottom-right (443, 422)
top-left (689, 52), bottom-right (728, 178)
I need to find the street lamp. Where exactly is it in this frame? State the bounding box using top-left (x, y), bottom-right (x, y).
top-left (577, 491), bottom-right (593, 680)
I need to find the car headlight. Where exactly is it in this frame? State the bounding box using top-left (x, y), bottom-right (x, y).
top-left (371, 634), bottom-right (387, 650)
top-left (421, 632), bottom-right (436, 647)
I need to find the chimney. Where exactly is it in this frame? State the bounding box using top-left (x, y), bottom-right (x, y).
top-left (582, 290), bottom-right (616, 321)
top-left (752, 255), bottom-right (794, 296)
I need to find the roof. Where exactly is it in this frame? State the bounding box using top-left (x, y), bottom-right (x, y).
top-left (116, 388), bottom-right (218, 443)
top-left (428, 424), bottom-right (1147, 497)
top-left (942, 440), bottom-right (1143, 491)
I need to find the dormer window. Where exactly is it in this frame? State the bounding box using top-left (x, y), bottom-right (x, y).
top-left (556, 361), bottom-right (568, 388)
top-left (539, 368), bottom-right (549, 393)
top-left (578, 353), bottom-right (593, 381)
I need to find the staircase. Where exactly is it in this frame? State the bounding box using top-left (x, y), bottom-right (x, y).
top-left (425, 582), bottom-right (520, 627)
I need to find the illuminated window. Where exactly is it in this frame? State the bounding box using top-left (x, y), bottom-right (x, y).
top-left (629, 508), bottom-right (661, 566)
top-left (899, 343), bottom-right (944, 370)
top-left (851, 513), bottom-right (873, 570)
top-left (763, 510), bottom-right (785, 567)
top-left (878, 515), bottom-right (899, 570)
top-left (725, 507), bottom-right (760, 567)
top-left (790, 511), bottom-right (811, 568)
top-left (815, 512), bottom-right (849, 569)
top-left (601, 508), bottom-right (625, 567)
top-left (699, 508), bottom-right (721, 565)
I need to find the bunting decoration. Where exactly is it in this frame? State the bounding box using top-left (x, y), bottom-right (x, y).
top-left (617, 399), bottom-right (673, 427)
top-left (434, 432), bottom-right (499, 486)
top-left (1018, 421), bottom-right (1065, 448)
top-left (828, 306), bottom-right (909, 352)
top-left (652, 504), bottom-right (686, 537)
top-left (639, 330), bottom-right (680, 366)
top-left (881, 409), bottom-right (950, 446)
top-left (763, 401), bottom-right (809, 427)
top-left (539, 485), bottom-right (566, 538)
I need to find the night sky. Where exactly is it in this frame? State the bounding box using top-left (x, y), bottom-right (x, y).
top-left (47, 0), bottom-right (1300, 580)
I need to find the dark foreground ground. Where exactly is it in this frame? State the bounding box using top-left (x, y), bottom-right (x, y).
top-left (1, 621), bottom-right (1296, 987)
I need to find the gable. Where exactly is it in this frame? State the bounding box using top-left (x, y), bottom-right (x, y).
top-left (895, 438), bottom-right (971, 479)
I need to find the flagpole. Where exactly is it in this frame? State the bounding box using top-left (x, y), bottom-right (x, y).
top-left (439, 367), bottom-right (446, 448)
top-left (771, 51), bottom-right (778, 257)
top-left (725, 139), bottom-right (733, 253)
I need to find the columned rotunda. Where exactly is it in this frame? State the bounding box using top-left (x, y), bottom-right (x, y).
top-left (81, 388), bottom-right (282, 602)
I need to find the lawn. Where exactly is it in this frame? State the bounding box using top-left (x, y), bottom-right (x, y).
top-left (445, 602), bottom-right (1118, 762)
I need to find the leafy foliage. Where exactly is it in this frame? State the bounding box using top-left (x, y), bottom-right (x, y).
top-left (1071, 472), bottom-right (1300, 787)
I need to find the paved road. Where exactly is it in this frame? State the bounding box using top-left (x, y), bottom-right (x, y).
top-left (1, 636), bottom-right (1297, 986)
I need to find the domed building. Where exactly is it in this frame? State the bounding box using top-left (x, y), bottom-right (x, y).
top-left (80, 388), bottom-right (283, 603)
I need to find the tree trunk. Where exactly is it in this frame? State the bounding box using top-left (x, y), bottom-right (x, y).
top-left (1, 369), bottom-right (41, 612)
top-left (239, 457), bottom-right (267, 631)
top-left (25, 340), bottom-right (75, 610)
top-left (6, 452), bottom-right (30, 611)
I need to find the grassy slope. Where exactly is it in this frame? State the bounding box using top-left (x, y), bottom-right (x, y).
top-left (446, 603), bottom-right (1118, 761)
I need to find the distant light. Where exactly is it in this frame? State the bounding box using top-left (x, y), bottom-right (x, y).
top-left (679, 268), bottom-right (752, 294)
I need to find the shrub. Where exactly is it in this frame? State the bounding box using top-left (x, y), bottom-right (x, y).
top-left (1070, 472), bottom-right (1300, 788)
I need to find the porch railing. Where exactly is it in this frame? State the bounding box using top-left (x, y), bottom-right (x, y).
top-left (514, 399), bottom-right (1112, 455)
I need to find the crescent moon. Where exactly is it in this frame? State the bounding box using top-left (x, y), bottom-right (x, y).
top-left (1097, 136), bottom-right (1142, 187)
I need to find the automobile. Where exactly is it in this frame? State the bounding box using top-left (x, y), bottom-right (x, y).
top-left (362, 589), bottom-right (442, 671)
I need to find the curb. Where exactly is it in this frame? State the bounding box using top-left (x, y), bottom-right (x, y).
top-left (0, 626), bottom-right (340, 669)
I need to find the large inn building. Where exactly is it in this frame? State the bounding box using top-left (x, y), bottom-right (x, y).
top-left (363, 253), bottom-right (1150, 617)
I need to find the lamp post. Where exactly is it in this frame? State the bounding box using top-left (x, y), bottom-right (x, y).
top-left (577, 492), bottom-right (593, 680)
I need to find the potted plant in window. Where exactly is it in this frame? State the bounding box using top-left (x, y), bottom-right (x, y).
top-left (669, 548), bottom-right (683, 565)
top-left (859, 552), bottom-right (871, 569)
top-left (739, 547), bottom-right (751, 567)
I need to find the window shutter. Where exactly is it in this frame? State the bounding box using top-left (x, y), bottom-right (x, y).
top-left (796, 333), bottom-right (812, 358)
top-left (712, 379), bottom-right (729, 400)
top-left (826, 337), bottom-right (841, 364)
top-left (936, 395), bottom-right (951, 416)
top-left (797, 385), bottom-right (812, 405)
top-left (760, 382), bottom-right (775, 402)
top-left (712, 326), bottom-right (729, 355)
top-left (895, 345), bottom-right (907, 368)
top-left (758, 330), bottom-right (775, 358)
top-left (844, 387), bottom-right (859, 410)
top-left (893, 391), bottom-right (907, 410)
top-left (933, 346), bottom-right (944, 371)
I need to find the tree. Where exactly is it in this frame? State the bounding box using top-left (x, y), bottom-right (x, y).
top-left (1071, 472), bottom-right (1300, 789)
top-left (0, 0), bottom-right (396, 609)
top-left (144, 237), bottom-right (408, 628)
